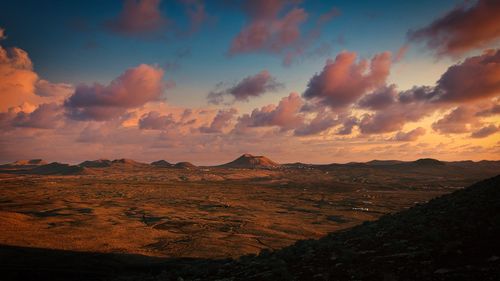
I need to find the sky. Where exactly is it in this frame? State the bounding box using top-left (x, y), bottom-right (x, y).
top-left (0, 0), bottom-right (499, 165)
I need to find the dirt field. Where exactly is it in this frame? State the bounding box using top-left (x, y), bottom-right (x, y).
top-left (1, 161), bottom-right (497, 259)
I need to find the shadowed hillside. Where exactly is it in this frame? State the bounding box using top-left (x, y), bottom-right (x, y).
top-left (189, 175), bottom-right (499, 281)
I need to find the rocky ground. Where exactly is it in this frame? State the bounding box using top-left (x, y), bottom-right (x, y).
top-left (0, 176), bottom-right (498, 280)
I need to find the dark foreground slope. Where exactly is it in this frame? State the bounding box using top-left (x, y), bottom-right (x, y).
top-left (200, 175), bottom-right (499, 281)
top-left (1, 176), bottom-right (499, 281)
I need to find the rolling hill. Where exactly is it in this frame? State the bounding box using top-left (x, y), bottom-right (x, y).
top-left (79, 159), bottom-right (112, 168)
top-left (151, 160), bottom-right (173, 167)
top-left (173, 162), bottom-right (197, 169)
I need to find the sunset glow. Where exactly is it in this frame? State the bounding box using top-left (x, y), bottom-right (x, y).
top-left (0, 0), bottom-right (499, 164)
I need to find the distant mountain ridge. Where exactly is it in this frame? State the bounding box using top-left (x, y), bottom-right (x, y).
top-left (1, 157), bottom-right (499, 171)
top-left (319, 158), bottom-right (447, 168)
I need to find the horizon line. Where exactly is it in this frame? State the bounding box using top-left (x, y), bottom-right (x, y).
top-left (2, 155), bottom-right (500, 167)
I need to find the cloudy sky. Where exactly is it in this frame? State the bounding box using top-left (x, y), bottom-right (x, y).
top-left (0, 0), bottom-right (499, 164)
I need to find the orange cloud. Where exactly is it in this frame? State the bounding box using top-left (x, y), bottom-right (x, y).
top-left (13, 103), bottom-right (63, 129)
top-left (35, 79), bottom-right (74, 98)
top-left (207, 70), bottom-right (283, 104)
top-left (1, 103), bottom-right (63, 130)
top-left (357, 84), bottom-right (398, 110)
top-left (0, 46), bottom-right (38, 111)
top-left (358, 101), bottom-right (434, 134)
top-left (433, 49), bottom-right (500, 103)
top-left (138, 111), bottom-right (176, 130)
top-left (335, 116), bottom-right (358, 135)
top-left (294, 109), bottom-right (340, 136)
top-left (1, 36), bottom-right (75, 111)
top-left (234, 92), bottom-right (304, 133)
top-left (105, 0), bottom-right (209, 38)
top-left (394, 44), bottom-right (409, 62)
top-left (408, 0), bottom-right (500, 57)
top-left (65, 64), bottom-right (166, 121)
top-left (303, 51), bottom-right (392, 108)
top-left (200, 108), bottom-right (238, 134)
top-left (229, 0), bottom-right (340, 66)
top-left (392, 127), bottom-right (426, 142)
top-left (470, 124), bottom-right (499, 138)
top-left (229, 0), bottom-right (307, 54)
top-left (278, 48), bottom-right (500, 139)
top-left (106, 0), bottom-right (168, 36)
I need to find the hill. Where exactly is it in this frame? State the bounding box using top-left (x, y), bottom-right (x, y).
top-left (413, 158), bottom-right (445, 166)
top-left (220, 154), bottom-right (279, 168)
top-left (109, 159), bottom-right (148, 168)
top-left (29, 162), bottom-right (84, 175)
top-left (12, 159), bottom-right (48, 166)
top-left (282, 162), bottom-right (313, 169)
top-left (151, 160), bottom-right (173, 167)
top-left (0, 159), bottom-right (48, 169)
top-left (173, 162), bottom-right (197, 169)
top-left (78, 159), bottom-right (112, 168)
top-left (366, 159), bottom-right (404, 166)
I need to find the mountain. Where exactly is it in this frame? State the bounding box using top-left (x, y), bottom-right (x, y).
top-left (151, 160), bottom-right (173, 167)
top-left (0, 159), bottom-right (48, 169)
top-left (78, 159), bottom-right (112, 168)
top-left (173, 162), bottom-right (197, 169)
top-left (12, 159), bottom-right (48, 166)
top-left (109, 159), bottom-right (147, 168)
top-left (29, 162), bottom-right (84, 175)
top-left (282, 162), bottom-right (313, 169)
top-left (79, 159), bottom-right (151, 168)
top-left (111, 158), bottom-right (141, 165)
top-left (220, 153), bottom-right (279, 168)
top-left (412, 158), bottom-right (445, 166)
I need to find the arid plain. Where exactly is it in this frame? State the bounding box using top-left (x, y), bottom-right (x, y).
top-left (1, 155), bottom-right (498, 259)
